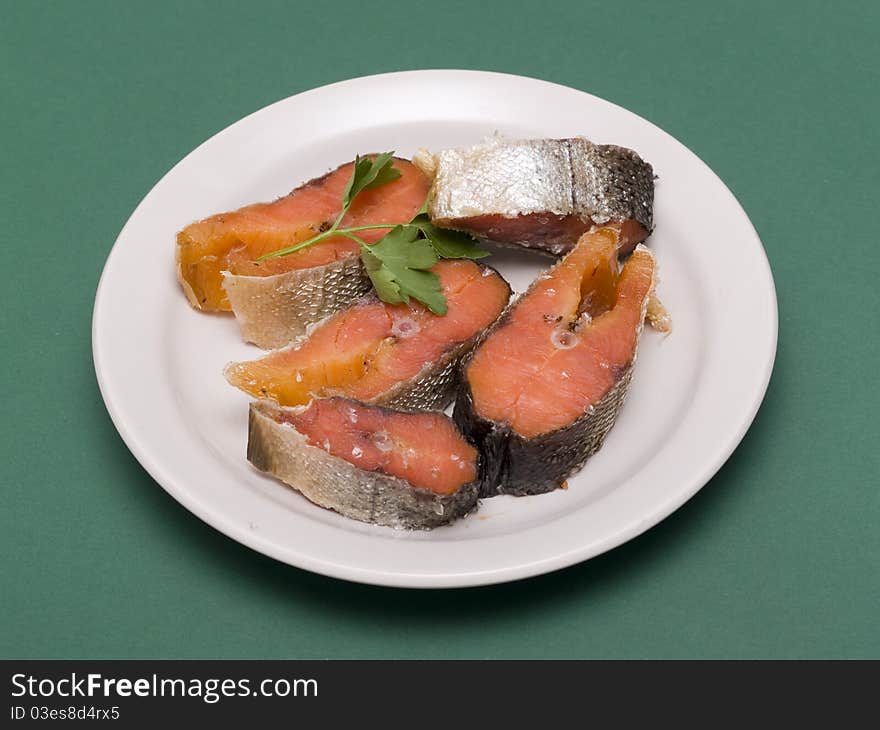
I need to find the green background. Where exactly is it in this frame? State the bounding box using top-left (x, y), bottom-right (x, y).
top-left (2, 0), bottom-right (877, 659)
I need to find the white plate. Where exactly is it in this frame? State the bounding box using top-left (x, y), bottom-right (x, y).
top-left (93, 70), bottom-right (777, 588)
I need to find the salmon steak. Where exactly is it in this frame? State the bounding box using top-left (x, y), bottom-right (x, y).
top-left (249, 398), bottom-right (480, 529)
top-left (454, 226), bottom-right (656, 496)
top-left (418, 137), bottom-right (654, 257)
top-left (225, 259), bottom-right (511, 411)
top-left (176, 157), bottom-right (431, 348)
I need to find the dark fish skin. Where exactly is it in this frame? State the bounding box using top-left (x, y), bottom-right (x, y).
top-left (451, 237), bottom-right (655, 497)
top-left (425, 137), bottom-right (655, 257)
top-left (453, 357), bottom-right (634, 497)
top-left (248, 401), bottom-right (480, 529)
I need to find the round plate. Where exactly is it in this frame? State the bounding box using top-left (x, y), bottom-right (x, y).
top-left (93, 70), bottom-right (777, 588)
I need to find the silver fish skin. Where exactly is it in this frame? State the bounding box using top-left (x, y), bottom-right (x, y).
top-left (424, 137), bottom-right (654, 256)
top-left (247, 400), bottom-right (480, 530)
top-left (223, 256), bottom-right (371, 350)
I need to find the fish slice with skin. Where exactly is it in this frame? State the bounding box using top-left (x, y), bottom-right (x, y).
top-left (454, 226), bottom-right (656, 496)
top-left (249, 398), bottom-right (480, 529)
top-left (176, 157), bottom-right (431, 349)
top-left (225, 259), bottom-right (512, 411)
top-left (417, 136), bottom-right (654, 257)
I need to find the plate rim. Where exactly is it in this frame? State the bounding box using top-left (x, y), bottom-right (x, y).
top-left (92, 69), bottom-right (778, 588)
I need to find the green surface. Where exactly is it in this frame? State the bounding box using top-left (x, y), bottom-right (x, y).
top-left (2, 0), bottom-right (877, 659)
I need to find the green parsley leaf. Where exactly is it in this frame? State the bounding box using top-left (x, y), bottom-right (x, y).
top-left (364, 153), bottom-right (403, 191)
top-left (411, 214), bottom-right (490, 259)
top-left (361, 250), bottom-right (405, 304)
top-left (342, 153), bottom-right (401, 209)
top-left (360, 225), bottom-right (447, 315)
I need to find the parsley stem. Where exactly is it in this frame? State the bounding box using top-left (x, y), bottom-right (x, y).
top-left (256, 230), bottom-right (335, 259)
top-left (338, 231), bottom-right (368, 246)
top-left (335, 224), bottom-right (400, 233)
top-left (256, 223), bottom-right (403, 260)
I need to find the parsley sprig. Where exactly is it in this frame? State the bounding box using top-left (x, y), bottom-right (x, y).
top-left (257, 153), bottom-right (488, 314)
